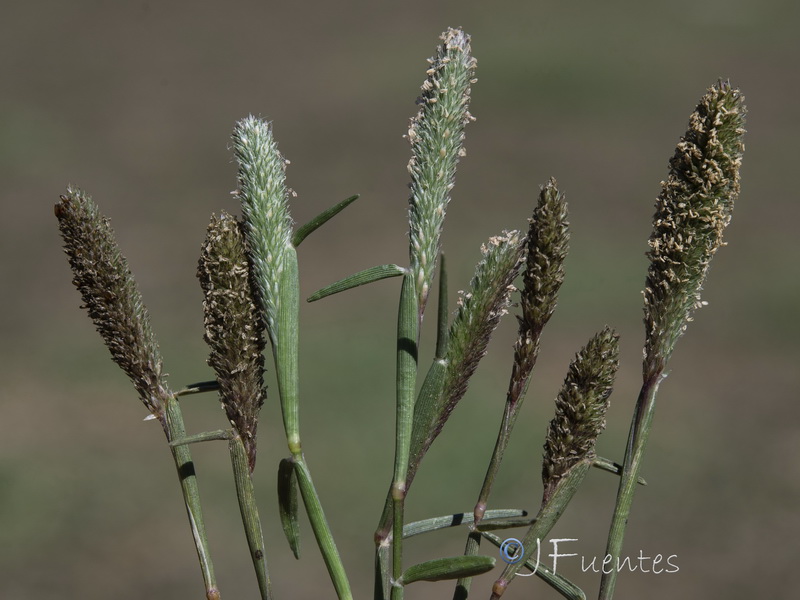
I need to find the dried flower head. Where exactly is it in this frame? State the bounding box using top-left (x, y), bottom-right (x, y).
top-left (198, 212), bottom-right (267, 471)
top-left (407, 27), bottom-right (477, 317)
top-left (521, 178), bottom-right (569, 335)
top-left (55, 187), bottom-right (169, 421)
top-left (232, 116), bottom-right (294, 342)
top-left (644, 81), bottom-right (745, 378)
top-left (542, 327), bottom-right (619, 503)
top-left (510, 178), bottom-right (569, 399)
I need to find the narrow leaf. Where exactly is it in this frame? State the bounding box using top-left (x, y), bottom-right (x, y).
top-left (292, 194), bottom-right (360, 247)
top-left (403, 509), bottom-right (527, 538)
top-left (400, 555), bottom-right (495, 585)
top-left (308, 264), bottom-right (405, 302)
top-left (175, 380), bottom-right (220, 397)
top-left (593, 457), bottom-right (647, 485)
top-left (168, 429), bottom-right (231, 447)
top-left (278, 458), bottom-right (301, 559)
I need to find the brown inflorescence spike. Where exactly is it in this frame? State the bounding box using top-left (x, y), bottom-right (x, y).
top-left (542, 327), bottom-right (619, 504)
top-left (643, 81), bottom-right (746, 378)
top-left (198, 212), bottom-right (267, 472)
top-left (55, 187), bottom-right (170, 422)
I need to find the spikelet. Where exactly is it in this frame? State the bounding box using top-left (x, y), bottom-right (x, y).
top-left (509, 178), bottom-right (569, 398)
top-left (416, 231), bottom-right (524, 465)
top-left (232, 116), bottom-right (294, 343)
top-left (643, 81), bottom-right (746, 378)
top-left (542, 327), bottom-right (619, 503)
top-left (55, 187), bottom-right (169, 422)
top-left (198, 212), bottom-right (267, 472)
top-left (407, 27), bottom-right (477, 317)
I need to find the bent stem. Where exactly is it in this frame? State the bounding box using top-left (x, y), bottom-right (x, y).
top-left (164, 396), bottom-right (220, 600)
top-left (597, 371), bottom-right (663, 600)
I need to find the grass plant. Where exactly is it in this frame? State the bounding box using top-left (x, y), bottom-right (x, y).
top-left (56, 27), bottom-right (745, 600)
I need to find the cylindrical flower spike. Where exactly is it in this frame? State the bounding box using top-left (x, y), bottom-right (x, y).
top-left (198, 211), bottom-right (267, 472)
top-left (56, 187), bottom-right (219, 598)
top-left (232, 115), bottom-right (294, 344)
top-left (408, 230), bottom-right (524, 485)
top-left (491, 328), bottom-right (619, 600)
top-left (55, 187), bottom-right (170, 422)
top-left (542, 326), bottom-right (619, 503)
top-left (643, 80), bottom-right (746, 378)
top-left (600, 81), bottom-right (746, 600)
top-left (469, 179), bottom-right (569, 524)
top-left (407, 27), bottom-right (477, 318)
top-left (520, 178), bottom-right (569, 340)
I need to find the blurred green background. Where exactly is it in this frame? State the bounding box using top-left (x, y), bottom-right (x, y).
top-left (2, 1), bottom-right (798, 598)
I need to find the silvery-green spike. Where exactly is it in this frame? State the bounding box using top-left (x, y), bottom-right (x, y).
top-left (232, 116), bottom-right (293, 343)
top-left (407, 27), bottom-right (477, 318)
top-left (409, 231), bottom-right (524, 484)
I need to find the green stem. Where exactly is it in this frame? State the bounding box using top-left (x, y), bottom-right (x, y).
top-left (164, 396), bottom-right (220, 600)
top-left (481, 532), bottom-right (586, 600)
top-left (293, 455), bottom-right (352, 599)
top-left (273, 247), bottom-right (352, 599)
top-left (374, 536), bottom-right (391, 600)
top-left (456, 350), bottom-right (535, 598)
top-left (598, 371), bottom-right (663, 600)
top-left (390, 273), bottom-right (419, 600)
top-left (473, 396), bottom-right (523, 524)
top-left (229, 434), bottom-right (272, 599)
top-left (491, 461), bottom-right (592, 599)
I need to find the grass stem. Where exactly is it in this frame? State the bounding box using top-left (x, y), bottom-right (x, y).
top-left (597, 372), bottom-right (663, 600)
top-left (164, 396), bottom-right (220, 600)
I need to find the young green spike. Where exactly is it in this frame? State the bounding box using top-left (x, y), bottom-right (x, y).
top-left (407, 27), bottom-right (477, 318)
top-left (55, 187), bottom-right (169, 422)
top-left (232, 115), bottom-right (294, 343)
top-left (198, 211), bottom-right (267, 472)
top-left (408, 231), bottom-right (524, 486)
